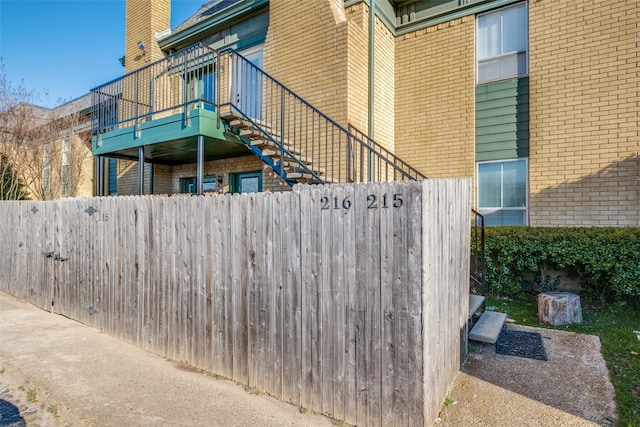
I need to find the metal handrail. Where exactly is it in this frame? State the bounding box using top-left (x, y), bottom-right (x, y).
top-left (217, 47), bottom-right (427, 184)
top-left (348, 124), bottom-right (427, 181)
top-left (91, 43), bottom-right (219, 135)
top-left (470, 209), bottom-right (486, 298)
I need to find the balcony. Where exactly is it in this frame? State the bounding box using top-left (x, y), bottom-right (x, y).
top-left (91, 44), bottom-right (245, 165)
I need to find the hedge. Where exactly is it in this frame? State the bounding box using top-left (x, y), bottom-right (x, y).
top-left (472, 227), bottom-right (640, 303)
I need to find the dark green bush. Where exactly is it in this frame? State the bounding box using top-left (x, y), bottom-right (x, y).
top-left (472, 227), bottom-right (640, 303)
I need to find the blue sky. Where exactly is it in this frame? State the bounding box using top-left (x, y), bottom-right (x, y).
top-left (0, 0), bottom-right (204, 107)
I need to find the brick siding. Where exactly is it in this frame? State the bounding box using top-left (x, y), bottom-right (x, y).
top-left (528, 0), bottom-right (639, 226)
top-left (394, 17), bottom-right (476, 181)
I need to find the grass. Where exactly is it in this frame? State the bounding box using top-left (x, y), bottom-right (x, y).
top-left (26, 388), bottom-right (37, 402)
top-left (443, 395), bottom-right (454, 407)
top-left (486, 295), bottom-right (640, 427)
top-left (47, 404), bottom-right (59, 417)
top-left (243, 385), bottom-right (260, 395)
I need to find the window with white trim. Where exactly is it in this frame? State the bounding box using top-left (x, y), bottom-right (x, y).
top-left (61, 140), bottom-right (71, 196)
top-left (42, 147), bottom-right (51, 199)
top-left (477, 2), bottom-right (528, 84)
top-left (477, 158), bottom-right (528, 226)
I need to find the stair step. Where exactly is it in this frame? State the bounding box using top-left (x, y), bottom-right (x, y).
top-left (240, 128), bottom-right (263, 138)
top-left (261, 147), bottom-right (304, 157)
top-left (250, 138), bottom-right (296, 150)
top-left (229, 118), bottom-right (273, 130)
top-left (286, 172), bottom-right (315, 180)
top-left (322, 176), bottom-right (336, 184)
top-left (241, 128), bottom-right (283, 139)
top-left (219, 109), bottom-right (239, 120)
top-left (468, 311), bottom-right (507, 344)
top-left (277, 161), bottom-right (325, 175)
top-left (469, 294), bottom-right (485, 319)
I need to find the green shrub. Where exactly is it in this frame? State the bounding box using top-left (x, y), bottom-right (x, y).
top-left (472, 227), bottom-right (640, 303)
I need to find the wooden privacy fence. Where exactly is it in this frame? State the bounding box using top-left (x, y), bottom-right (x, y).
top-left (0, 179), bottom-right (471, 426)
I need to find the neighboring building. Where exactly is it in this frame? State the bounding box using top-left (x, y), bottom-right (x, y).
top-left (91, 0), bottom-right (639, 226)
top-left (0, 95), bottom-right (93, 200)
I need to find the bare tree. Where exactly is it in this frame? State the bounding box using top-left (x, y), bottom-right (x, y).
top-left (0, 61), bottom-right (92, 200)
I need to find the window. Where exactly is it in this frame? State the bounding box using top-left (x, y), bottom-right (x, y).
top-left (477, 159), bottom-right (527, 226)
top-left (43, 148), bottom-right (50, 199)
top-left (61, 140), bottom-right (71, 196)
top-left (180, 176), bottom-right (218, 194)
top-left (395, 1), bottom-right (485, 26)
top-left (477, 3), bottom-right (528, 84)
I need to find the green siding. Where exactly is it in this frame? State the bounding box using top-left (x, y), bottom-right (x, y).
top-left (475, 77), bottom-right (529, 162)
top-left (208, 11), bottom-right (269, 51)
top-left (108, 158), bottom-right (117, 195)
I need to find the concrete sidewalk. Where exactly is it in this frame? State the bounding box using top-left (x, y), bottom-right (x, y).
top-left (0, 292), bottom-right (334, 426)
top-left (0, 290), bottom-right (618, 427)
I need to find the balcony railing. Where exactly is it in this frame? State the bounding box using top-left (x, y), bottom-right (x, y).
top-left (91, 44), bottom-right (218, 134)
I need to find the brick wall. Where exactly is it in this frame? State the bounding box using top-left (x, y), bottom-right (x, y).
top-left (124, 0), bottom-right (170, 74)
top-left (264, 2), bottom-right (398, 181)
top-left (170, 155), bottom-right (288, 194)
top-left (153, 164), bottom-right (172, 194)
top-left (265, 0), bottom-right (350, 127)
top-left (528, 0), bottom-right (640, 226)
top-left (394, 17), bottom-right (476, 180)
top-left (345, 3), bottom-right (369, 134)
top-left (373, 15), bottom-right (395, 152)
top-left (74, 137), bottom-right (94, 198)
top-left (115, 159), bottom-right (153, 195)
top-left (114, 156), bottom-right (291, 195)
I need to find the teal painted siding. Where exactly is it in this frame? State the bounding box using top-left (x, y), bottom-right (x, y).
top-left (207, 11), bottom-right (269, 51)
top-left (475, 77), bottom-right (529, 162)
top-left (92, 109), bottom-right (227, 156)
top-left (108, 158), bottom-right (117, 195)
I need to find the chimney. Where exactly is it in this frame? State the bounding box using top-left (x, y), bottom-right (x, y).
top-left (124, 0), bottom-right (171, 73)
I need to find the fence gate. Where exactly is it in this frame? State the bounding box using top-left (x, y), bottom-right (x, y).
top-left (0, 200), bottom-right (108, 327)
top-left (1, 202), bottom-right (53, 311)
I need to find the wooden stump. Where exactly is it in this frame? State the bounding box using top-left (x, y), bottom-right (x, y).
top-left (538, 292), bottom-right (583, 326)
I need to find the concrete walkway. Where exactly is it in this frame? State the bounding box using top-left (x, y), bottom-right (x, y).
top-left (0, 291), bottom-right (618, 427)
top-left (0, 292), bottom-right (334, 426)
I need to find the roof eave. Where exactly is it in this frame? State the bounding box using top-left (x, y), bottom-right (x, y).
top-left (158, 0), bottom-right (269, 51)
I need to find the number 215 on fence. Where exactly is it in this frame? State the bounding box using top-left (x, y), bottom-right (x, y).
top-left (320, 193), bottom-right (404, 211)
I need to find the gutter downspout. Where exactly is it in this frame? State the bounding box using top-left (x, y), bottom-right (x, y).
top-left (368, 0), bottom-right (376, 181)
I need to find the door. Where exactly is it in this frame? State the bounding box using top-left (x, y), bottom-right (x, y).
top-left (231, 171), bottom-right (262, 194)
top-left (233, 45), bottom-right (264, 120)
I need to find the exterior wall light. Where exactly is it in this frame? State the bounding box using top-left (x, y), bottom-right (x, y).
top-left (137, 41), bottom-right (147, 55)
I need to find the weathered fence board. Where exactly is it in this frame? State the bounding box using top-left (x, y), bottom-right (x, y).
top-left (0, 179), bottom-right (470, 427)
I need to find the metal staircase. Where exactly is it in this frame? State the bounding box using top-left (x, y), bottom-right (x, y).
top-left (220, 110), bottom-right (330, 186)
top-left (215, 47), bottom-right (426, 185)
top-left (467, 210), bottom-right (507, 345)
top-left (90, 43), bottom-right (427, 186)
